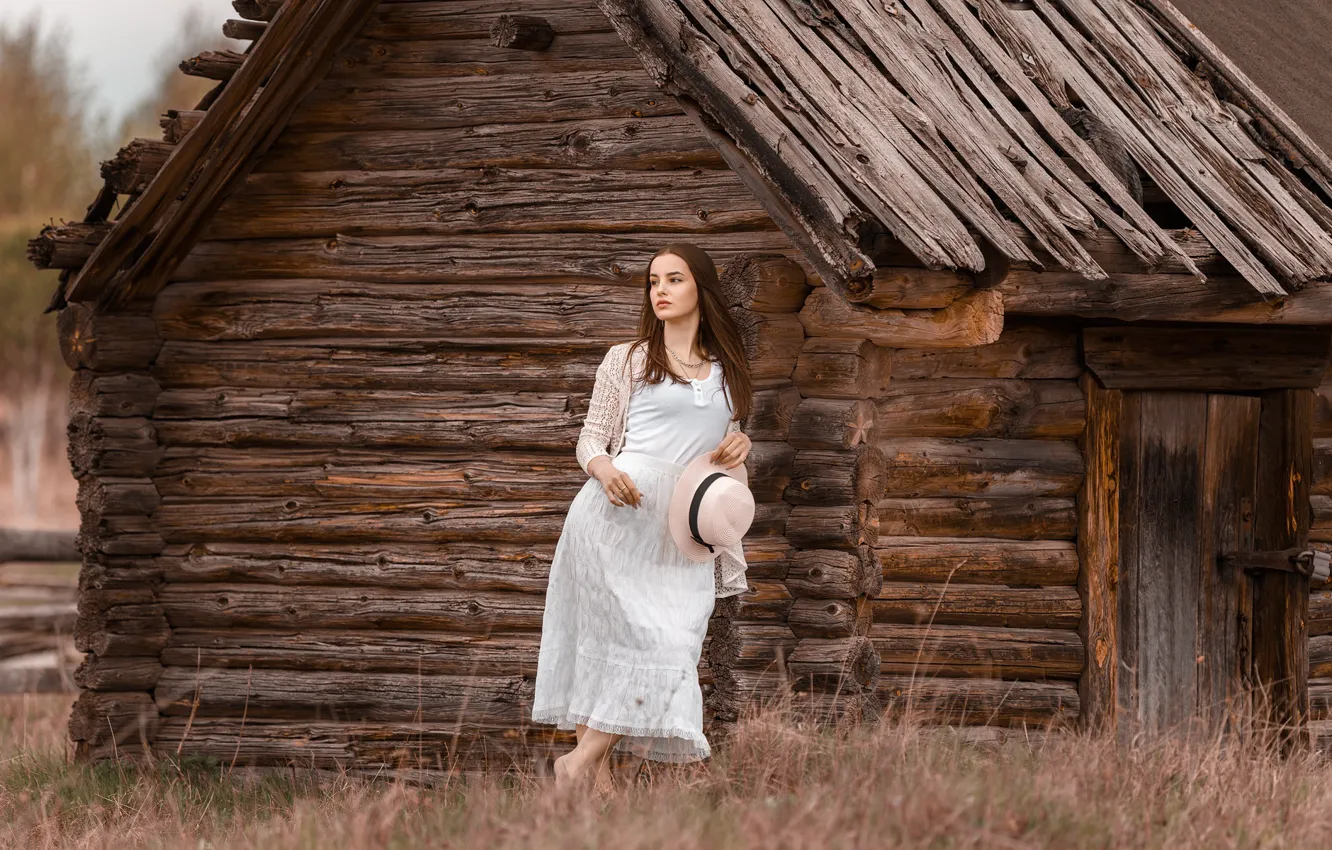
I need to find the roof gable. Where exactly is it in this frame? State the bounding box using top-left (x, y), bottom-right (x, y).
top-left (598, 0), bottom-right (1332, 301)
top-left (59, 0), bottom-right (381, 313)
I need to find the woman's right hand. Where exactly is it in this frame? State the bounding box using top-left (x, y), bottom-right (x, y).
top-left (589, 457), bottom-right (641, 509)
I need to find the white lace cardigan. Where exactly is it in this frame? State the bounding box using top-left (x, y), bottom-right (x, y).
top-left (575, 341), bottom-right (749, 598)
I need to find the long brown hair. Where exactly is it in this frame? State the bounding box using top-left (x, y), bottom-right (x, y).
top-left (623, 242), bottom-right (753, 424)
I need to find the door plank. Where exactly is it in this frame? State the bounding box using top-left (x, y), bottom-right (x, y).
top-left (1122, 392), bottom-right (1208, 734)
top-left (1253, 389), bottom-right (1314, 748)
top-left (1197, 395), bottom-right (1259, 730)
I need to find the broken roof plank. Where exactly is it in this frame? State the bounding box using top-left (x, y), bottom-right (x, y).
top-left (827, 0), bottom-right (1109, 279)
top-left (599, 0), bottom-right (883, 298)
top-left (696, 0), bottom-right (1017, 268)
top-left (65, 0), bottom-right (384, 310)
top-left (1067, 0), bottom-right (1332, 282)
top-left (918, 0), bottom-right (1196, 277)
top-left (1013, 6), bottom-right (1288, 296)
top-left (1138, 0), bottom-right (1332, 197)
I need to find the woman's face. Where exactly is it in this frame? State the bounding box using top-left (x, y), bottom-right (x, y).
top-left (648, 253), bottom-right (700, 321)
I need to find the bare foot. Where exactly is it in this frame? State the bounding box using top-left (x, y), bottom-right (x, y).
top-left (593, 758), bottom-right (614, 796)
top-left (553, 753), bottom-right (576, 788)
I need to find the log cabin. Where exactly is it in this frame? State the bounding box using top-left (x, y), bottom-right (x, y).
top-left (25, 0), bottom-right (1332, 773)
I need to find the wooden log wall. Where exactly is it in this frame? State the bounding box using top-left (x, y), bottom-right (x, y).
top-left (59, 302), bottom-right (169, 759)
top-left (826, 296), bottom-right (1087, 728)
top-left (144, 0), bottom-right (799, 774)
top-left (1306, 374), bottom-right (1332, 746)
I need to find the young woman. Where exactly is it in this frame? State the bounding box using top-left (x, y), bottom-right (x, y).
top-left (530, 242), bottom-right (754, 792)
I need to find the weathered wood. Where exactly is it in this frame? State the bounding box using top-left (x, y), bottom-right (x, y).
top-left (162, 628), bottom-right (542, 676)
top-left (331, 33), bottom-right (637, 78)
top-left (871, 623), bottom-right (1084, 679)
top-left (364, 0), bottom-right (615, 40)
top-left (878, 498), bottom-right (1076, 540)
top-left (1077, 373), bottom-right (1121, 731)
top-left (877, 438), bottom-right (1084, 498)
top-left (222, 18), bottom-right (267, 40)
top-left (596, 0), bottom-right (884, 301)
top-left (718, 255), bottom-right (810, 313)
top-left (876, 538), bottom-right (1079, 585)
top-left (784, 546), bottom-right (880, 599)
top-left (1002, 270), bottom-right (1332, 325)
top-left (788, 398), bottom-right (875, 450)
top-left (877, 676), bottom-right (1079, 727)
top-left (169, 232), bottom-right (794, 284)
top-left (100, 138), bottom-right (172, 195)
top-left (715, 622), bottom-right (799, 671)
top-left (489, 13), bottom-right (555, 50)
top-left (791, 338), bottom-right (891, 400)
top-left (731, 577), bottom-right (795, 623)
top-left (72, 656), bottom-right (162, 691)
top-left (800, 288), bottom-right (1005, 350)
top-left (1311, 589), bottom-right (1332, 637)
top-left (154, 341), bottom-right (607, 391)
top-left (873, 582), bottom-right (1081, 629)
top-left (785, 504), bottom-right (879, 550)
top-left (0, 528), bottom-right (79, 562)
top-left (0, 603), bottom-right (77, 632)
top-left (262, 116), bottom-right (727, 172)
top-left (154, 666), bottom-right (534, 724)
top-left (179, 49), bottom-right (244, 81)
top-left (152, 447), bottom-right (598, 503)
top-left (784, 446), bottom-right (887, 506)
top-left (1251, 389), bottom-right (1314, 746)
top-left (729, 310), bottom-right (805, 386)
top-left (73, 602), bottom-right (169, 656)
top-left (788, 596), bottom-right (872, 639)
top-left (1083, 327), bottom-right (1332, 391)
top-left (160, 109), bottom-right (205, 144)
top-left (788, 636), bottom-right (879, 692)
top-left (68, 0), bottom-right (387, 308)
top-left (66, 415), bottom-right (162, 480)
top-left (874, 379), bottom-right (1083, 439)
top-left (157, 584), bottom-right (546, 632)
top-left (206, 168), bottom-right (775, 239)
top-left (891, 323), bottom-right (1080, 380)
top-left (293, 67), bottom-right (681, 132)
top-left (26, 221), bottom-right (111, 270)
top-left (76, 477), bottom-right (160, 518)
top-left (745, 387), bottom-right (803, 442)
top-left (68, 691), bottom-right (158, 759)
top-left (154, 540), bottom-right (556, 593)
top-left (69, 372), bottom-right (160, 419)
top-left (823, 267), bottom-right (975, 310)
top-left (57, 305), bottom-right (162, 372)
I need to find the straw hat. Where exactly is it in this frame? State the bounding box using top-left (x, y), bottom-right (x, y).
top-left (668, 452), bottom-right (756, 562)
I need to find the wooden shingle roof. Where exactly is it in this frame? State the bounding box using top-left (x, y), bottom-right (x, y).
top-left (599, 0), bottom-right (1332, 302)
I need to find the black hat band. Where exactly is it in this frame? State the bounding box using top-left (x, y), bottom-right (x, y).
top-left (688, 472), bottom-right (728, 554)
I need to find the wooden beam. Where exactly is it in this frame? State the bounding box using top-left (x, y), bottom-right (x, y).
top-left (1252, 389), bottom-right (1314, 750)
top-left (799, 288), bottom-right (1005, 350)
top-left (1003, 270), bottom-right (1332, 325)
top-left (65, 0), bottom-right (382, 310)
top-left (1083, 327), bottom-right (1332, 391)
top-left (1077, 372), bottom-right (1120, 732)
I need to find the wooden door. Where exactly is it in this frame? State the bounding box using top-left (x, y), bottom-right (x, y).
top-left (1117, 392), bottom-right (1258, 734)
top-left (1079, 326), bottom-right (1327, 743)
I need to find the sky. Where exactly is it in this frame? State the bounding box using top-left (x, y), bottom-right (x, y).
top-left (0, 0), bottom-right (239, 128)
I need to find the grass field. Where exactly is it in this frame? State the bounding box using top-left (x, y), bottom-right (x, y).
top-left (4, 692), bottom-right (1332, 848)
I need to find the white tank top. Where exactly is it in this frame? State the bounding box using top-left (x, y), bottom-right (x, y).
top-left (619, 357), bottom-right (734, 466)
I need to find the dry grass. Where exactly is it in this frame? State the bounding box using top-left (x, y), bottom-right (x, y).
top-left (4, 692), bottom-right (1332, 849)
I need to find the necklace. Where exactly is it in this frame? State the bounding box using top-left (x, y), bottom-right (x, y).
top-left (665, 344), bottom-right (707, 379)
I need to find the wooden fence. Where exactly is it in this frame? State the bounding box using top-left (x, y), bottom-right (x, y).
top-left (0, 528), bottom-right (80, 693)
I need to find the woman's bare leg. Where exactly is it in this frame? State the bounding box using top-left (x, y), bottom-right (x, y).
top-left (554, 727), bottom-right (623, 791)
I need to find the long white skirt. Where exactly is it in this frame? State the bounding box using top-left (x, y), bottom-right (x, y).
top-left (531, 450), bottom-right (716, 763)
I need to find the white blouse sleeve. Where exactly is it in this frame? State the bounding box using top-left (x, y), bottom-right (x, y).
top-left (575, 345), bottom-right (624, 476)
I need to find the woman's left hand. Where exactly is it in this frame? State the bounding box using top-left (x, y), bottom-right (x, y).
top-left (710, 432), bottom-right (751, 469)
